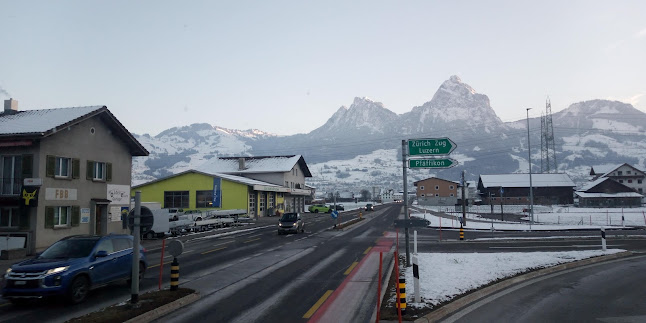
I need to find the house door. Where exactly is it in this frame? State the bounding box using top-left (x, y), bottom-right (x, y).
top-left (95, 207), bottom-right (102, 235)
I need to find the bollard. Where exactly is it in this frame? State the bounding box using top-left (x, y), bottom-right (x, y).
top-left (459, 224), bottom-right (464, 241)
top-left (359, 211), bottom-right (363, 219)
top-left (601, 227), bottom-right (606, 251)
top-left (413, 254), bottom-right (420, 303)
top-left (397, 277), bottom-right (407, 315)
top-left (170, 257), bottom-right (179, 291)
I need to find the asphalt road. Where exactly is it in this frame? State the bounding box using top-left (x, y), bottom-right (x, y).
top-left (443, 254), bottom-right (646, 323)
top-left (0, 205), bottom-right (401, 323)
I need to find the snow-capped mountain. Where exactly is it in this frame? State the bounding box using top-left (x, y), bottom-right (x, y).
top-left (131, 77), bottom-right (646, 195)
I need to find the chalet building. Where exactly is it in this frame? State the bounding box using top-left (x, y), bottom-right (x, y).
top-left (0, 99), bottom-right (148, 254)
top-left (575, 177), bottom-right (643, 207)
top-left (478, 173), bottom-right (576, 205)
top-left (197, 155), bottom-right (312, 215)
top-left (414, 177), bottom-right (459, 206)
top-left (590, 163), bottom-right (645, 195)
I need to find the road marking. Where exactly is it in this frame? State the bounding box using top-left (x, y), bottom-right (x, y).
top-left (244, 234), bottom-right (263, 239)
top-left (244, 238), bottom-right (261, 243)
top-left (0, 302), bottom-right (10, 308)
top-left (148, 261), bottom-right (171, 269)
top-left (303, 290), bottom-right (334, 319)
top-left (363, 247), bottom-right (372, 255)
top-left (344, 261), bottom-right (358, 275)
top-left (489, 244), bottom-right (622, 249)
top-left (201, 246), bottom-right (228, 254)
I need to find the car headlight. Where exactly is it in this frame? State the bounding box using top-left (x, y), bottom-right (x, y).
top-left (46, 266), bottom-right (69, 275)
top-left (5, 268), bottom-right (11, 277)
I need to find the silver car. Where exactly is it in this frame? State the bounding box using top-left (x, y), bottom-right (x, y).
top-left (277, 212), bottom-right (304, 234)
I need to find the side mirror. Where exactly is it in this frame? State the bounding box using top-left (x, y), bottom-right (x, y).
top-left (95, 250), bottom-right (108, 258)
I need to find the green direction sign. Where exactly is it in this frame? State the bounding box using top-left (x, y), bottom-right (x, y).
top-left (408, 138), bottom-right (456, 156)
top-left (409, 158), bottom-right (457, 169)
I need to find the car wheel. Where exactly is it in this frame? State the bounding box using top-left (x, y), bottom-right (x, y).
top-left (314, 209), bottom-right (319, 213)
top-left (68, 276), bottom-right (90, 304)
top-left (146, 231), bottom-right (155, 240)
top-left (196, 217), bottom-right (202, 222)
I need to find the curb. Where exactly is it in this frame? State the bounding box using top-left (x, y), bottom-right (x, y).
top-left (124, 292), bottom-right (200, 323)
top-left (413, 250), bottom-right (633, 323)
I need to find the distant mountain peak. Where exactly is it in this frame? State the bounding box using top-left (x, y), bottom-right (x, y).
top-left (439, 75), bottom-right (476, 96)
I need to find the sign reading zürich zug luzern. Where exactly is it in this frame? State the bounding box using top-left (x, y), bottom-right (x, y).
top-left (407, 137), bottom-right (458, 169)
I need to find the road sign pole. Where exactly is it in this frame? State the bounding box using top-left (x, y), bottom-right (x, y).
top-left (402, 140), bottom-right (410, 267)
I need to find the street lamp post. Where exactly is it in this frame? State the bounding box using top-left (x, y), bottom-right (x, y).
top-left (526, 108), bottom-right (534, 225)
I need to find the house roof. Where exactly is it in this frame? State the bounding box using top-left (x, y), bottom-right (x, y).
top-left (198, 155), bottom-right (312, 177)
top-left (132, 169), bottom-right (281, 189)
top-left (479, 173), bottom-right (576, 188)
top-left (577, 177), bottom-right (609, 192)
top-left (590, 164), bottom-right (620, 176)
top-left (0, 105), bottom-right (148, 156)
top-left (599, 163), bottom-right (646, 178)
top-left (575, 192), bottom-right (643, 198)
top-left (414, 177), bottom-right (459, 186)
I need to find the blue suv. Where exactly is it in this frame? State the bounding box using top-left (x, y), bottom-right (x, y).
top-left (2, 234), bottom-right (147, 304)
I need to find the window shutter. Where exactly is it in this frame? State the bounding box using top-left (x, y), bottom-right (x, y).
top-left (86, 161), bottom-right (93, 180)
top-left (22, 154), bottom-right (33, 178)
top-left (106, 163), bottom-right (112, 182)
top-left (46, 155), bottom-right (55, 178)
top-left (45, 207), bottom-right (55, 228)
top-left (71, 206), bottom-right (80, 227)
top-left (72, 159), bottom-right (80, 179)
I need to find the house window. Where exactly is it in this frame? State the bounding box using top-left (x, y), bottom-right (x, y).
top-left (54, 206), bottom-right (71, 227)
top-left (55, 157), bottom-right (71, 178)
top-left (450, 193), bottom-right (454, 197)
top-left (627, 171), bottom-right (632, 174)
top-left (638, 180), bottom-right (643, 184)
top-left (435, 186), bottom-right (439, 190)
top-left (435, 193), bottom-right (439, 197)
top-left (420, 186), bottom-right (424, 190)
top-left (619, 180), bottom-right (624, 183)
top-left (618, 171), bottom-right (623, 175)
top-left (0, 208), bottom-right (20, 228)
top-left (164, 191), bottom-right (189, 208)
top-left (93, 162), bottom-right (106, 180)
top-left (285, 181), bottom-right (289, 187)
top-left (1, 155), bottom-right (22, 195)
top-left (268, 193), bottom-right (274, 208)
top-left (639, 188), bottom-right (643, 193)
top-left (628, 180), bottom-right (633, 183)
top-left (421, 194), bottom-right (425, 197)
top-left (196, 190), bottom-right (213, 208)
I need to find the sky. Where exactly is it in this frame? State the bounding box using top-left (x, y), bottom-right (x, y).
top-left (1, 1), bottom-right (645, 136)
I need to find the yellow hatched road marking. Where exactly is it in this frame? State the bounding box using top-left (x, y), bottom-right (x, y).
top-left (363, 247), bottom-right (372, 255)
top-left (201, 246), bottom-right (228, 255)
top-left (344, 261), bottom-right (358, 275)
top-left (302, 290), bottom-right (333, 319)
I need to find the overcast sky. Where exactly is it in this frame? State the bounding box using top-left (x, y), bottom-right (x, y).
top-left (1, 1), bottom-right (645, 136)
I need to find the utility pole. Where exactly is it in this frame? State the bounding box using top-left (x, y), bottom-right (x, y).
top-left (334, 192), bottom-right (338, 228)
top-left (401, 140), bottom-right (411, 267)
top-left (489, 192), bottom-right (493, 215)
top-left (461, 170), bottom-right (466, 226)
top-left (500, 187), bottom-right (504, 221)
top-left (527, 108), bottom-right (535, 225)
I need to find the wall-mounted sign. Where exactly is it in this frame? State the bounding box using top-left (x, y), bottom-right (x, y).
top-left (81, 208), bottom-right (90, 224)
top-left (21, 186), bottom-right (39, 207)
top-left (212, 178), bottom-right (222, 208)
top-left (45, 188), bottom-right (77, 201)
top-left (23, 178), bottom-right (42, 186)
top-left (107, 184), bottom-right (130, 204)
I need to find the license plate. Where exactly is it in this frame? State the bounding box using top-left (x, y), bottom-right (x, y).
top-left (13, 280), bottom-right (26, 285)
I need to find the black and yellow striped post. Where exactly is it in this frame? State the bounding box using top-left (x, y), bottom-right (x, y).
top-left (397, 277), bottom-right (407, 315)
top-left (170, 257), bottom-right (179, 291)
top-left (459, 224), bottom-right (464, 241)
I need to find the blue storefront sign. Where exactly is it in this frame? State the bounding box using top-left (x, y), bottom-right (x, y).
top-left (212, 178), bottom-right (222, 208)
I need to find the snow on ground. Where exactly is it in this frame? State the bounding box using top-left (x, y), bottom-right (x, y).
top-left (403, 249), bottom-right (625, 309)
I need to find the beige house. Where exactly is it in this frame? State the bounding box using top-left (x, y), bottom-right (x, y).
top-left (414, 177), bottom-right (459, 206)
top-left (0, 99), bottom-right (147, 254)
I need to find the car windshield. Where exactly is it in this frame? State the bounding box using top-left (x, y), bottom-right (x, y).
top-left (280, 213), bottom-right (298, 222)
top-left (39, 238), bottom-right (100, 259)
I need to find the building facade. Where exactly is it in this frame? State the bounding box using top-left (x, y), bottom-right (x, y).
top-left (414, 177), bottom-right (459, 206)
top-left (478, 173), bottom-right (576, 205)
top-left (0, 100), bottom-right (147, 253)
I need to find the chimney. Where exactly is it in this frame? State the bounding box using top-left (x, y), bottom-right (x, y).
top-left (4, 98), bottom-right (18, 114)
top-left (238, 158), bottom-right (246, 170)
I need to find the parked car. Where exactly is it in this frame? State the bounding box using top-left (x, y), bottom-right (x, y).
top-left (2, 235), bottom-right (147, 305)
top-left (334, 204), bottom-right (345, 211)
top-left (365, 203), bottom-right (374, 211)
top-left (277, 212), bottom-right (305, 234)
top-left (308, 204), bottom-right (331, 213)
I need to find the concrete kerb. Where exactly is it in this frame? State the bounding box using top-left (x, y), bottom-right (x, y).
top-left (413, 250), bottom-right (634, 323)
top-left (124, 291), bottom-right (200, 323)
